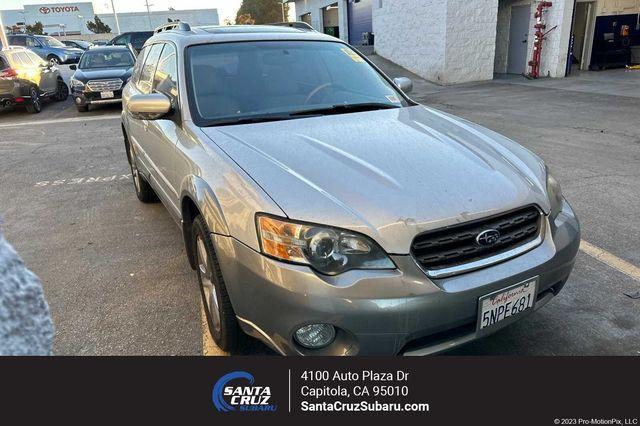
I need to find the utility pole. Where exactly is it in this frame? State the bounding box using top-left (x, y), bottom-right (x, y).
top-left (0, 12), bottom-right (8, 50)
top-left (110, 0), bottom-right (121, 34)
top-left (281, 1), bottom-right (286, 22)
top-left (144, 0), bottom-right (153, 31)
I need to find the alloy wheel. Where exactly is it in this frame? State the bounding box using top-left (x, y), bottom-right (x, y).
top-left (196, 235), bottom-right (221, 336)
top-left (129, 144), bottom-right (141, 194)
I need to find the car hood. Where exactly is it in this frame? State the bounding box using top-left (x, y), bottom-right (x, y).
top-left (200, 105), bottom-right (550, 254)
top-left (72, 67), bottom-right (132, 82)
top-left (58, 47), bottom-right (83, 55)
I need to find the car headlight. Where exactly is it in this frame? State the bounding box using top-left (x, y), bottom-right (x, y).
top-left (70, 78), bottom-right (84, 90)
top-left (256, 214), bottom-right (395, 275)
top-left (546, 165), bottom-right (563, 217)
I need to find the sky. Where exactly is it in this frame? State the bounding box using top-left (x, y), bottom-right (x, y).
top-left (0, 0), bottom-right (294, 24)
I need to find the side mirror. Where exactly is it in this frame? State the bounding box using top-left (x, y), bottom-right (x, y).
top-left (126, 93), bottom-right (171, 120)
top-left (69, 64), bottom-right (77, 70)
top-left (393, 77), bottom-right (413, 94)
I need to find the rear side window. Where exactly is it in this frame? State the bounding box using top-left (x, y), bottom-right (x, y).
top-left (131, 32), bottom-right (152, 50)
top-left (25, 51), bottom-right (45, 66)
top-left (137, 43), bottom-right (163, 94)
top-left (153, 43), bottom-right (178, 104)
top-left (0, 56), bottom-right (8, 70)
top-left (112, 34), bottom-right (131, 46)
top-left (14, 52), bottom-right (34, 67)
top-left (25, 37), bottom-right (40, 48)
top-left (9, 36), bottom-right (25, 46)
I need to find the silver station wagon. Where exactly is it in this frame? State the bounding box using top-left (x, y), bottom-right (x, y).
top-left (121, 22), bottom-right (580, 356)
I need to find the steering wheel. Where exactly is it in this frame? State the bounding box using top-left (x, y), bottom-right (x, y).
top-left (304, 83), bottom-right (333, 105)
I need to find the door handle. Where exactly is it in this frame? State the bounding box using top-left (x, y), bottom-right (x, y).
top-left (522, 39), bottom-right (528, 43)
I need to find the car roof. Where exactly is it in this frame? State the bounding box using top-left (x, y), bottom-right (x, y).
top-left (86, 45), bottom-right (131, 51)
top-left (144, 24), bottom-right (339, 50)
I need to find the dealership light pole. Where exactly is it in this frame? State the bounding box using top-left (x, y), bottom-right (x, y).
top-left (144, 0), bottom-right (153, 31)
top-left (77, 15), bottom-right (84, 35)
top-left (110, 0), bottom-right (121, 34)
top-left (0, 12), bottom-right (9, 50)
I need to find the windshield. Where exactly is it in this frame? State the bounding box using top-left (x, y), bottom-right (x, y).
top-left (39, 36), bottom-right (65, 47)
top-left (79, 50), bottom-right (135, 69)
top-left (187, 41), bottom-right (409, 126)
top-left (75, 41), bottom-right (92, 49)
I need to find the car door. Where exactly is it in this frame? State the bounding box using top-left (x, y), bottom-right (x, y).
top-left (25, 51), bottom-right (57, 93)
top-left (127, 43), bottom-right (181, 206)
top-left (145, 42), bottom-right (182, 210)
top-left (135, 42), bottom-right (182, 212)
top-left (26, 37), bottom-right (45, 59)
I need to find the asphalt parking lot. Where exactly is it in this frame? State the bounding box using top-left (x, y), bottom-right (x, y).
top-left (0, 62), bottom-right (638, 356)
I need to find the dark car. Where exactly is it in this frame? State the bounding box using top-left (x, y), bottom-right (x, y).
top-left (62, 40), bottom-right (93, 50)
top-left (108, 31), bottom-right (153, 52)
top-left (7, 34), bottom-right (83, 66)
top-left (69, 46), bottom-right (135, 112)
top-left (0, 47), bottom-right (68, 113)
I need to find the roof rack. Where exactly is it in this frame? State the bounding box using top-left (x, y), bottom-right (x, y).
top-left (268, 21), bottom-right (315, 31)
top-left (154, 21), bottom-right (191, 34)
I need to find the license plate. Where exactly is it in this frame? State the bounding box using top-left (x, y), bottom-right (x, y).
top-left (100, 91), bottom-right (114, 99)
top-left (478, 278), bottom-right (538, 330)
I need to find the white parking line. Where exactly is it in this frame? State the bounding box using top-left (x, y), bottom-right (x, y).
top-left (580, 240), bottom-right (640, 283)
top-left (0, 114), bottom-right (120, 129)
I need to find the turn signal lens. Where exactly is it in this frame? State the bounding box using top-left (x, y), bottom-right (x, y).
top-left (256, 215), bottom-right (395, 275)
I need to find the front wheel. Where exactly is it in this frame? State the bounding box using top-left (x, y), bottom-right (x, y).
top-left (192, 215), bottom-right (243, 353)
top-left (48, 55), bottom-right (60, 66)
top-left (54, 80), bottom-right (69, 102)
top-left (25, 87), bottom-right (42, 113)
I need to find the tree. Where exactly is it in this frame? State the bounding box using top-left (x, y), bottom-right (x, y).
top-left (236, 14), bottom-right (256, 25)
top-left (86, 16), bottom-right (111, 34)
top-left (236, 0), bottom-right (288, 25)
top-left (25, 21), bottom-right (44, 35)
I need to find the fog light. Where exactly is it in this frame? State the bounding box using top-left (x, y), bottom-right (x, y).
top-left (294, 324), bottom-right (335, 349)
top-left (75, 97), bottom-right (82, 104)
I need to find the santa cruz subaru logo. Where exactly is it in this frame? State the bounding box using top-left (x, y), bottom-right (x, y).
top-left (476, 229), bottom-right (501, 246)
top-left (212, 371), bottom-right (277, 413)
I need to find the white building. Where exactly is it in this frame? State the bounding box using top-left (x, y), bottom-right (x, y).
top-left (1, 2), bottom-right (218, 36)
top-left (291, 0), bottom-right (640, 84)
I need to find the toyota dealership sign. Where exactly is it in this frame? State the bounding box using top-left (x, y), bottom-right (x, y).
top-left (38, 6), bottom-right (81, 15)
top-left (22, 2), bottom-right (95, 33)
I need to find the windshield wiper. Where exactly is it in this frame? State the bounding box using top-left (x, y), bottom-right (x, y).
top-left (206, 113), bottom-right (320, 127)
top-left (289, 103), bottom-right (401, 117)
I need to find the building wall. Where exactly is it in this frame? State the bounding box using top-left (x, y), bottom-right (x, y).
top-left (372, 0), bottom-right (448, 83)
top-left (293, 0), bottom-right (349, 42)
top-left (597, 0), bottom-right (640, 15)
top-left (97, 9), bottom-right (220, 34)
top-left (444, 0), bottom-right (499, 84)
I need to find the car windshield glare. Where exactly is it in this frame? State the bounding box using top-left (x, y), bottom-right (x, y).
top-left (187, 41), bottom-right (409, 125)
top-left (79, 51), bottom-right (135, 69)
top-left (40, 36), bottom-right (65, 47)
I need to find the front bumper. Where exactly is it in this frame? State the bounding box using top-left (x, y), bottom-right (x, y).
top-left (214, 200), bottom-right (580, 356)
top-left (73, 89), bottom-right (123, 106)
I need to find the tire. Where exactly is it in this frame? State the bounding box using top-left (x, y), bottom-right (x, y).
top-left (47, 55), bottom-right (61, 66)
top-left (24, 87), bottom-right (42, 114)
top-left (192, 215), bottom-right (243, 353)
top-left (126, 136), bottom-right (158, 203)
top-left (76, 104), bottom-right (89, 112)
top-left (54, 80), bottom-right (69, 102)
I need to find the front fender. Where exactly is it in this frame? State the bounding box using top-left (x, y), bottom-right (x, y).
top-left (180, 174), bottom-right (230, 236)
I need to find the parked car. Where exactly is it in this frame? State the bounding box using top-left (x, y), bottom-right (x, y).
top-left (69, 45), bottom-right (135, 112)
top-left (0, 47), bottom-right (68, 113)
top-left (108, 31), bottom-right (153, 52)
top-left (62, 40), bottom-right (93, 50)
top-left (7, 34), bottom-right (83, 66)
top-left (122, 24), bottom-right (580, 356)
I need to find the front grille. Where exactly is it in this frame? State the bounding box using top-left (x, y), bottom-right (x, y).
top-left (411, 206), bottom-right (541, 275)
top-left (86, 79), bottom-right (122, 92)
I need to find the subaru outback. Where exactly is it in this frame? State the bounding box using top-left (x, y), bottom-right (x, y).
top-left (121, 23), bottom-right (580, 356)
